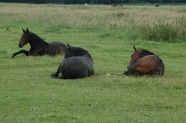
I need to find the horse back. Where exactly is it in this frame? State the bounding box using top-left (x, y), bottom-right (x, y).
top-left (47, 42), bottom-right (68, 55)
top-left (132, 55), bottom-right (164, 73)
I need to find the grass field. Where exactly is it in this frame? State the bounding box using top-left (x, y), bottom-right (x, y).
top-left (0, 3), bottom-right (186, 123)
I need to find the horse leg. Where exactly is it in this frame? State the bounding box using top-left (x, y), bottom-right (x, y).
top-left (124, 70), bottom-right (140, 76)
top-left (35, 47), bottom-right (46, 56)
top-left (124, 61), bottom-right (139, 75)
top-left (61, 74), bottom-right (69, 79)
top-left (11, 50), bottom-right (29, 58)
top-left (61, 70), bottom-right (87, 79)
top-left (51, 66), bottom-right (60, 78)
top-left (124, 60), bottom-right (150, 76)
top-left (61, 70), bottom-right (72, 79)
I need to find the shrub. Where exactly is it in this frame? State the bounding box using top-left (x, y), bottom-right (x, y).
top-left (139, 18), bottom-right (186, 42)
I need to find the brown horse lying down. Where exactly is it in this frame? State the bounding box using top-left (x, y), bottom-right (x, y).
top-left (124, 46), bottom-right (165, 76)
top-left (12, 28), bottom-right (67, 58)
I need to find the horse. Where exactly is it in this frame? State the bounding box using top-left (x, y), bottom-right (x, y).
top-left (51, 44), bottom-right (94, 79)
top-left (124, 46), bottom-right (165, 76)
top-left (11, 28), bottom-right (68, 58)
top-left (155, 4), bottom-right (159, 7)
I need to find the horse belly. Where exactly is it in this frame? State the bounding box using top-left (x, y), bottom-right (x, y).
top-left (135, 63), bottom-right (157, 73)
top-left (60, 61), bottom-right (89, 79)
top-left (29, 48), bottom-right (46, 56)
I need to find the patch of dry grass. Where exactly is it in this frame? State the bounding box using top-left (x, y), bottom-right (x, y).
top-left (1, 4), bottom-right (185, 30)
top-left (0, 4), bottom-right (185, 41)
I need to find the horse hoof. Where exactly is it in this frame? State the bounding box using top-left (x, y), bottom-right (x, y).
top-left (11, 54), bottom-right (15, 58)
top-left (51, 74), bottom-right (58, 78)
top-left (124, 71), bottom-right (128, 75)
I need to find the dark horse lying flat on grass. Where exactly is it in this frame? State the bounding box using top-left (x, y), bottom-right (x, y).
top-left (51, 44), bottom-right (94, 79)
top-left (124, 46), bottom-right (165, 76)
top-left (11, 28), bottom-right (68, 58)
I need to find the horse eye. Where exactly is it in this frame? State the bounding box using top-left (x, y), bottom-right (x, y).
top-left (21, 35), bottom-right (25, 38)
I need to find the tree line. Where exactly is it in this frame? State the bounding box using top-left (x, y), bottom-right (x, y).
top-left (0, 0), bottom-right (185, 4)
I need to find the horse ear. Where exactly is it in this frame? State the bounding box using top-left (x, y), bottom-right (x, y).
top-left (67, 43), bottom-right (70, 47)
top-left (133, 46), bottom-right (137, 52)
top-left (26, 28), bottom-right (29, 33)
top-left (67, 44), bottom-right (71, 48)
top-left (22, 28), bottom-right (25, 32)
top-left (67, 44), bottom-right (72, 50)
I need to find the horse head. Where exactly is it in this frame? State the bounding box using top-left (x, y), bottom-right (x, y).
top-left (127, 46), bottom-right (141, 69)
top-left (19, 28), bottom-right (30, 48)
top-left (64, 44), bottom-right (76, 58)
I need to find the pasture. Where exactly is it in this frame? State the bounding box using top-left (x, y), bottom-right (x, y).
top-left (0, 3), bottom-right (186, 123)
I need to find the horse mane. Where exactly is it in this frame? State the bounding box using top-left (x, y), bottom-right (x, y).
top-left (139, 49), bottom-right (155, 57)
top-left (71, 46), bottom-right (89, 56)
top-left (29, 31), bottom-right (49, 47)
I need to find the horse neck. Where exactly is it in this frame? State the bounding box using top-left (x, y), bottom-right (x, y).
top-left (71, 47), bottom-right (88, 56)
top-left (139, 50), bottom-right (154, 58)
top-left (29, 32), bottom-right (49, 48)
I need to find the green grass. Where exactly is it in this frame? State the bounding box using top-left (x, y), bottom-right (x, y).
top-left (0, 3), bottom-right (186, 123)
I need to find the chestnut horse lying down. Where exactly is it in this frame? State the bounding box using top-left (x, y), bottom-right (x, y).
top-left (124, 46), bottom-right (165, 76)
